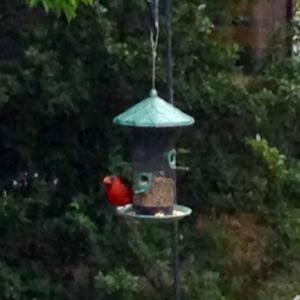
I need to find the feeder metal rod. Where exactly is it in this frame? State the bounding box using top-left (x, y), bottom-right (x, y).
top-left (172, 220), bottom-right (180, 300)
top-left (166, 0), bottom-right (180, 298)
top-left (167, 0), bottom-right (174, 105)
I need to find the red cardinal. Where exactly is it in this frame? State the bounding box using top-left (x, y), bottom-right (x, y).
top-left (102, 176), bottom-right (133, 206)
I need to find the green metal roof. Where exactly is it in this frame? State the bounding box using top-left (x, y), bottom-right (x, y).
top-left (113, 89), bottom-right (195, 128)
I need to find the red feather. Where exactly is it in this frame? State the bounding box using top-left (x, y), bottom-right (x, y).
top-left (102, 176), bottom-right (133, 206)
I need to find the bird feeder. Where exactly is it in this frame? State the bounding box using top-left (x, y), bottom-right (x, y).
top-left (114, 89), bottom-right (194, 220)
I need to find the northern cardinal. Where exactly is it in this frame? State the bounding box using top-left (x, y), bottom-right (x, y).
top-left (102, 176), bottom-right (133, 206)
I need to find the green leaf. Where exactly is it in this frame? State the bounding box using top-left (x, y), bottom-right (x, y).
top-left (26, 0), bottom-right (96, 20)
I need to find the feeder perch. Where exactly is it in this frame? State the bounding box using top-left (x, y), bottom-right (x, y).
top-left (114, 89), bottom-right (194, 220)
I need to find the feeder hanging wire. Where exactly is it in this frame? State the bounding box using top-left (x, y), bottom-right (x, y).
top-left (150, 0), bottom-right (160, 89)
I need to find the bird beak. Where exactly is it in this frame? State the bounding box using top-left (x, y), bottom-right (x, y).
top-left (102, 176), bottom-right (112, 185)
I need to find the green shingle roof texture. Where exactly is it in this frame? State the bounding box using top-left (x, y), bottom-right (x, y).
top-left (113, 89), bottom-right (195, 128)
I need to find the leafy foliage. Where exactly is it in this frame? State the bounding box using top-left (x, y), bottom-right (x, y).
top-left (26, 0), bottom-right (95, 20)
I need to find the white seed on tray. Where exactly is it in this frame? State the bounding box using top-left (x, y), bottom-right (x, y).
top-left (154, 212), bottom-right (165, 217)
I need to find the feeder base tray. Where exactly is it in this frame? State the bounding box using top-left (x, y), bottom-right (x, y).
top-left (116, 204), bottom-right (192, 222)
